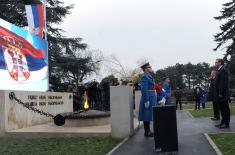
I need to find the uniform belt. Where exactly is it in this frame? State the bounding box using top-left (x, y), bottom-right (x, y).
top-left (148, 90), bottom-right (156, 92)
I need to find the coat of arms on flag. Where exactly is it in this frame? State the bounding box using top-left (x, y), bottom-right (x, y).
top-left (2, 37), bottom-right (30, 81)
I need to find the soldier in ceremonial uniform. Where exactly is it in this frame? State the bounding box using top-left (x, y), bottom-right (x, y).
top-left (162, 78), bottom-right (173, 105)
top-left (138, 62), bottom-right (157, 137)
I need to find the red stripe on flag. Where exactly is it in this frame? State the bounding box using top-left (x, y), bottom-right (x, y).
top-left (37, 4), bottom-right (44, 38)
top-left (0, 26), bottom-right (45, 59)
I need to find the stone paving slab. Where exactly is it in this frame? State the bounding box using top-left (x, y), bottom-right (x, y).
top-left (9, 123), bottom-right (110, 133)
top-left (4, 118), bottom-right (140, 139)
top-left (110, 110), bottom-right (235, 155)
top-left (5, 123), bottom-right (111, 139)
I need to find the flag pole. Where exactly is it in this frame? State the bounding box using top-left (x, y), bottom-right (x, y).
top-left (43, 0), bottom-right (47, 40)
top-left (42, 0), bottom-right (49, 91)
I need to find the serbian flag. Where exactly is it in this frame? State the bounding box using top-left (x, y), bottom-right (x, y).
top-left (25, 1), bottom-right (44, 38)
top-left (0, 26), bottom-right (47, 83)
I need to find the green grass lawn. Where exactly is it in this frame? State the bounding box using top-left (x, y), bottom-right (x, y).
top-left (0, 137), bottom-right (121, 155)
top-left (181, 101), bottom-right (213, 109)
top-left (209, 133), bottom-right (235, 155)
top-left (188, 102), bottom-right (235, 118)
top-left (181, 101), bottom-right (235, 110)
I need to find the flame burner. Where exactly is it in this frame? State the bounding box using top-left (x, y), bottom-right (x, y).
top-left (54, 110), bottom-right (110, 126)
top-left (83, 91), bottom-right (89, 111)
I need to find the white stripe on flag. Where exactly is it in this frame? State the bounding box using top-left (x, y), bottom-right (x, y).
top-left (25, 5), bottom-right (35, 31)
top-left (0, 66), bottom-right (48, 83)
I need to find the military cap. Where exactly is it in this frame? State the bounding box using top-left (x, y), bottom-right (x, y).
top-left (140, 62), bottom-right (150, 70)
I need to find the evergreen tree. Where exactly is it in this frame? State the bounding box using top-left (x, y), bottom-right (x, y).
top-left (214, 0), bottom-right (235, 88)
top-left (153, 62), bottom-right (213, 90)
top-left (214, 0), bottom-right (235, 58)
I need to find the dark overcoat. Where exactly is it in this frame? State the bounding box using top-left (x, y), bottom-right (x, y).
top-left (214, 66), bottom-right (229, 102)
top-left (208, 78), bottom-right (215, 101)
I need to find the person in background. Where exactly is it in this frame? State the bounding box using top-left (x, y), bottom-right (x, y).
top-left (174, 87), bottom-right (182, 110)
top-left (162, 78), bottom-right (172, 105)
top-left (73, 92), bottom-right (82, 111)
top-left (214, 58), bottom-right (230, 129)
top-left (208, 70), bottom-right (220, 120)
top-left (194, 86), bottom-right (202, 110)
top-left (138, 62), bottom-right (157, 137)
top-left (67, 84), bottom-right (74, 92)
top-left (49, 83), bottom-right (55, 92)
top-left (200, 87), bottom-right (207, 109)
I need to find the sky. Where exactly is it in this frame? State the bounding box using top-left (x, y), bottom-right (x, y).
top-left (60, 0), bottom-right (225, 79)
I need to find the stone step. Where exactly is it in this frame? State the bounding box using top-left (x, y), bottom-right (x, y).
top-left (4, 123), bottom-right (111, 139)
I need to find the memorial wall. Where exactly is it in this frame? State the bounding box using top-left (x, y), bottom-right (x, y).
top-left (0, 90), bottom-right (73, 133)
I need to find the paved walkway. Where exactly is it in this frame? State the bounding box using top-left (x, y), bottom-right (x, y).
top-left (111, 110), bottom-right (235, 155)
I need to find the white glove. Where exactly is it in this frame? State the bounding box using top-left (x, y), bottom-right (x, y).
top-left (144, 101), bottom-right (150, 108)
top-left (158, 98), bottom-right (166, 105)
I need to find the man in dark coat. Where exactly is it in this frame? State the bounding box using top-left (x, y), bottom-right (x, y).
top-left (208, 70), bottom-right (220, 120)
top-left (174, 87), bottom-right (182, 110)
top-left (214, 58), bottom-right (230, 128)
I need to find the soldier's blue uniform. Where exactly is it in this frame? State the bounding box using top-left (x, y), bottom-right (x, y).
top-left (138, 72), bottom-right (157, 122)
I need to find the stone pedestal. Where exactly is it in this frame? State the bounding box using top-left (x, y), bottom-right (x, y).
top-left (0, 90), bottom-right (73, 135)
top-left (110, 86), bottom-right (134, 139)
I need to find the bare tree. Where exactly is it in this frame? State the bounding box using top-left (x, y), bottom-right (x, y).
top-left (102, 54), bottom-right (128, 80)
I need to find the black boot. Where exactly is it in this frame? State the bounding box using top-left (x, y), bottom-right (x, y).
top-left (144, 121), bottom-right (154, 137)
top-left (145, 130), bottom-right (154, 137)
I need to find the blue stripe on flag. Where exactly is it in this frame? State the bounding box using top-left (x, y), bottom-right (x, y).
top-left (32, 5), bottom-right (39, 28)
top-left (0, 46), bottom-right (6, 70)
top-left (25, 54), bottom-right (47, 71)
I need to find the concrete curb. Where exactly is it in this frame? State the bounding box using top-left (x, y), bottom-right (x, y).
top-left (185, 110), bottom-right (194, 118)
top-left (106, 137), bottom-right (129, 155)
top-left (106, 122), bottom-right (143, 155)
top-left (204, 133), bottom-right (223, 155)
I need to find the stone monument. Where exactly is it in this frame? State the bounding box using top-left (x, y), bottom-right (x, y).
top-left (0, 90), bottom-right (73, 136)
top-left (110, 86), bottom-right (134, 139)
